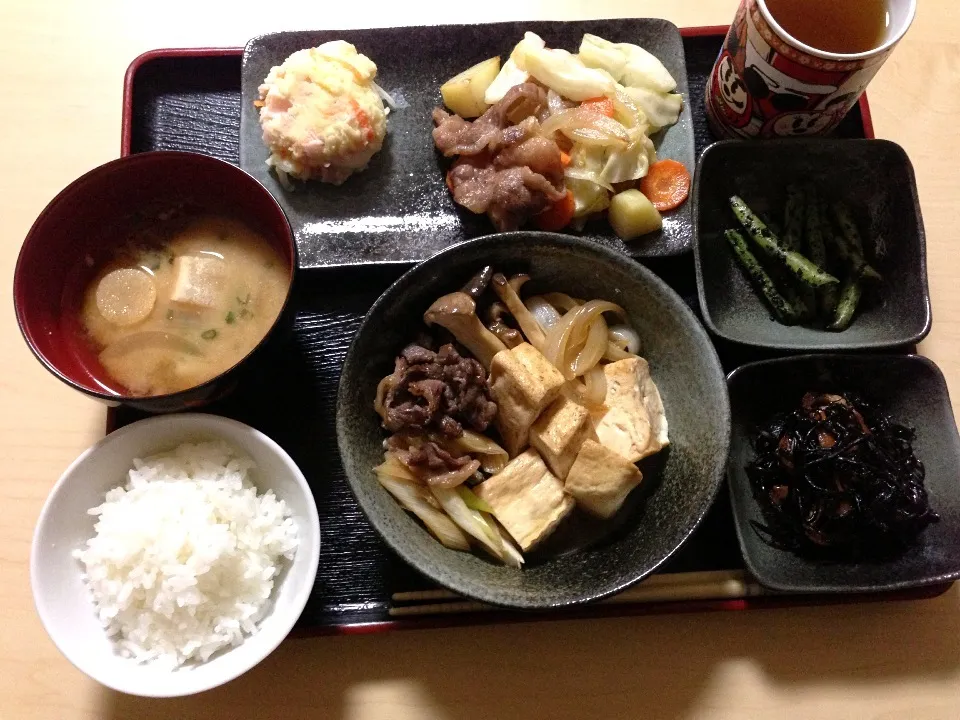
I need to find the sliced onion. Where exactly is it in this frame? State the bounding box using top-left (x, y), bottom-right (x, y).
top-left (371, 81), bottom-right (397, 110)
top-left (583, 365), bottom-right (608, 407)
top-left (612, 85), bottom-right (647, 131)
top-left (563, 166), bottom-right (615, 193)
top-left (375, 453), bottom-right (420, 483)
top-left (525, 296), bottom-right (562, 330)
top-left (608, 323), bottom-right (641, 354)
top-left (546, 88), bottom-right (569, 116)
top-left (100, 331), bottom-right (202, 362)
top-left (566, 126), bottom-right (628, 148)
top-left (425, 459), bottom-right (481, 489)
top-left (377, 474), bottom-right (470, 551)
top-left (562, 300), bottom-right (624, 377)
top-left (450, 430), bottom-right (508, 474)
top-left (542, 306), bottom-right (583, 380)
top-left (604, 342), bottom-right (635, 361)
top-left (570, 313), bottom-right (609, 376)
top-left (540, 107), bottom-right (631, 148)
top-left (542, 292), bottom-right (582, 313)
top-left (374, 373), bottom-right (395, 419)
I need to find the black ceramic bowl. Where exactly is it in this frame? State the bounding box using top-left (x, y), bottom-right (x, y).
top-left (13, 151), bottom-right (297, 413)
top-left (336, 233), bottom-right (731, 609)
top-left (693, 139), bottom-right (930, 351)
top-left (727, 354), bottom-right (960, 593)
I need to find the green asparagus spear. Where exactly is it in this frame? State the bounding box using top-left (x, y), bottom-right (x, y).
top-left (782, 184), bottom-right (806, 252)
top-left (828, 277), bottom-right (862, 331)
top-left (729, 195), bottom-right (839, 288)
top-left (725, 229), bottom-right (802, 325)
top-left (831, 201), bottom-right (882, 282)
top-left (817, 199), bottom-right (840, 317)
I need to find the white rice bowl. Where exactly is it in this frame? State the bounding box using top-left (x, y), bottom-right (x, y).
top-left (31, 414), bottom-right (321, 697)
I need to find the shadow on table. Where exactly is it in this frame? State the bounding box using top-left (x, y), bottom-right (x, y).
top-left (103, 585), bottom-right (960, 720)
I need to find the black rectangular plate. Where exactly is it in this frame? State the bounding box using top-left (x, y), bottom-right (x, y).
top-left (239, 20), bottom-right (696, 266)
top-left (118, 30), bottom-right (888, 633)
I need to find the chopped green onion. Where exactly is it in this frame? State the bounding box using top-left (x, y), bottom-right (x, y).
top-left (201, 329), bottom-right (218, 340)
top-left (225, 311), bottom-right (236, 324)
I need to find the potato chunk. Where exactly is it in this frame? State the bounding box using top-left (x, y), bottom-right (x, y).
top-left (529, 396), bottom-right (597, 479)
top-left (474, 449), bottom-right (574, 551)
top-left (593, 357), bottom-right (669, 462)
top-left (440, 56), bottom-right (501, 119)
top-left (609, 189), bottom-right (662, 241)
top-left (488, 343), bottom-right (565, 456)
top-left (565, 439), bottom-right (643, 518)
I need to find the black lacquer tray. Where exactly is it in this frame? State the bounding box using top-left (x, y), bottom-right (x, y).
top-left (112, 26), bottom-right (947, 635)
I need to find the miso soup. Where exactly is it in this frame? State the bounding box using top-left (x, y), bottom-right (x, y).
top-left (77, 216), bottom-right (289, 396)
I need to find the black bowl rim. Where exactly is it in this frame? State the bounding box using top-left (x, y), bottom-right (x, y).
top-left (13, 150), bottom-right (298, 406)
top-left (725, 352), bottom-right (960, 593)
top-left (336, 230), bottom-right (731, 608)
top-left (692, 138), bottom-right (932, 351)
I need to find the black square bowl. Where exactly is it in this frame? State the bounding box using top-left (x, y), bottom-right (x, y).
top-left (694, 139), bottom-right (931, 351)
top-left (727, 353), bottom-right (960, 593)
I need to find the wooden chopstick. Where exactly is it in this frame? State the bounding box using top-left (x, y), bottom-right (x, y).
top-left (389, 570), bottom-right (763, 617)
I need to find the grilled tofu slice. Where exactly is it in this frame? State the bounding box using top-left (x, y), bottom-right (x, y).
top-left (593, 357), bottom-right (669, 463)
top-left (488, 343), bottom-right (565, 456)
top-left (565, 439), bottom-right (643, 518)
top-left (474, 448), bottom-right (574, 551)
top-left (530, 396), bottom-right (598, 479)
top-left (170, 254), bottom-right (226, 308)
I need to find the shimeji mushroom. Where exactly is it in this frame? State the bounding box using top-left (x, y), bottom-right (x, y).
top-left (423, 292), bottom-right (507, 369)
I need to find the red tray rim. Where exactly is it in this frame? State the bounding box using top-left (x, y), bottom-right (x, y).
top-left (116, 25), bottom-right (923, 636)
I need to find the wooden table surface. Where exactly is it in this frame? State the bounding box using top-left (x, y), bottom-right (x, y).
top-left (2, 0), bottom-right (959, 718)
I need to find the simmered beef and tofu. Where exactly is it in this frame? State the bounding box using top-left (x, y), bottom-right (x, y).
top-left (373, 267), bottom-right (670, 566)
top-left (530, 396), bottom-right (598, 479)
top-left (565, 439), bottom-right (643, 518)
top-left (488, 342), bottom-right (565, 456)
top-left (474, 448), bottom-right (574, 551)
top-left (593, 357), bottom-right (669, 463)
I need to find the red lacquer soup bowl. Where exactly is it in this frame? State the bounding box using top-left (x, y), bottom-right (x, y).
top-left (14, 151), bottom-right (297, 413)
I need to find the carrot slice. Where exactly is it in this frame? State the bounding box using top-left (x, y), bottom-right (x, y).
top-left (534, 190), bottom-right (575, 231)
top-left (639, 159), bottom-right (691, 211)
top-left (580, 96), bottom-right (615, 118)
top-left (559, 151), bottom-right (572, 168)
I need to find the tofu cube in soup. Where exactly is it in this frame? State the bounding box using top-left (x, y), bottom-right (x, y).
top-left (530, 396), bottom-right (598, 479)
top-left (170, 255), bottom-right (226, 308)
top-left (475, 449), bottom-right (574, 551)
top-left (565, 439), bottom-right (643, 519)
top-left (593, 357), bottom-right (669, 463)
top-left (488, 343), bottom-right (565, 456)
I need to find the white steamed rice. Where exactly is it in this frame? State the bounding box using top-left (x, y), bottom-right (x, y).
top-left (73, 440), bottom-right (299, 668)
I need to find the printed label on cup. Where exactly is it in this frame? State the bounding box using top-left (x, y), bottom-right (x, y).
top-left (706, 0), bottom-right (915, 138)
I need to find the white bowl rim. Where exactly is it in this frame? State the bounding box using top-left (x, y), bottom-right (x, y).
top-left (30, 412), bottom-right (321, 697)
